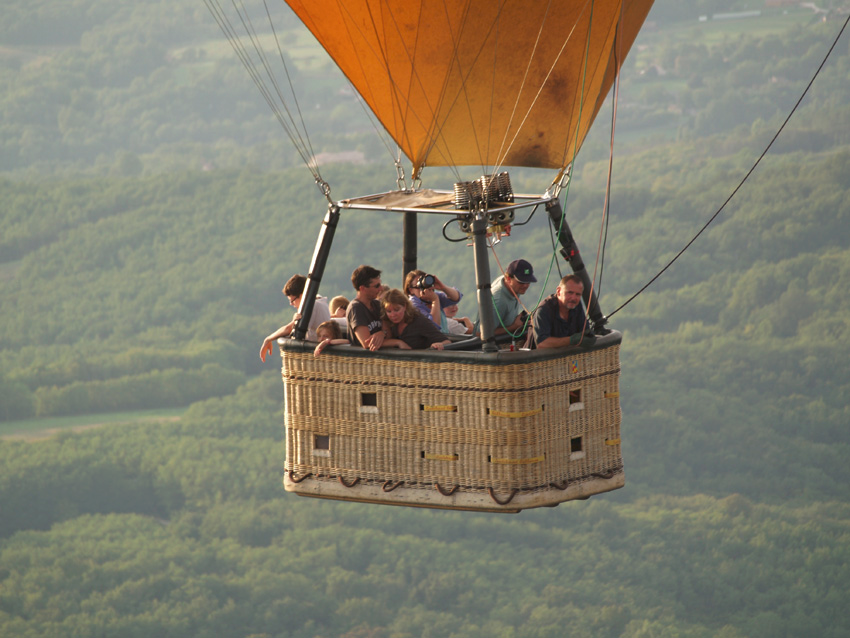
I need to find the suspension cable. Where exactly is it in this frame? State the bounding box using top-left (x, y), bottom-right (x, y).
top-left (202, 0), bottom-right (331, 201)
top-left (607, 11), bottom-right (850, 320)
top-left (487, 2), bottom-right (597, 341)
top-left (593, 1), bottom-right (625, 304)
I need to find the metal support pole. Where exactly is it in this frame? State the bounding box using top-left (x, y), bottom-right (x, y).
top-left (545, 199), bottom-right (608, 332)
top-left (472, 216), bottom-right (498, 351)
top-left (402, 211), bottom-right (417, 281)
top-left (294, 203), bottom-right (341, 340)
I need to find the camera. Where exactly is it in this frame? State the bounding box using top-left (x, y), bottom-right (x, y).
top-left (416, 273), bottom-right (436, 289)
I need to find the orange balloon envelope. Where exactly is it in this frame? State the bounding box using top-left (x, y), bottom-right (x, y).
top-left (285, 0), bottom-right (655, 176)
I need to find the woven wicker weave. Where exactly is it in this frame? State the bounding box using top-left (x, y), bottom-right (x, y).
top-left (280, 333), bottom-right (624, 512)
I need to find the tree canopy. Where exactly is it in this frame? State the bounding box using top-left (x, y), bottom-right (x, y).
top-left (2, 1), bottom-right (850, 636)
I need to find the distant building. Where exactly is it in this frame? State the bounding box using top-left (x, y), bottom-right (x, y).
top-left (712, 11), bottom-right (762, 20)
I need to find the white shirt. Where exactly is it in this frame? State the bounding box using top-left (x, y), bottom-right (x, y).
top-left (446, 317), bottom-right (470, 335)
top-left (304, 295), bottom-right (331, 341)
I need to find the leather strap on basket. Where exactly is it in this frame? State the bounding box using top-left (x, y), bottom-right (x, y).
top-left (591, 470), bottom-right (615, 479)
top-left (488, 487), bottom-right (518, 505)
top-left (287, 470), bottom-right (313, 484)
top-left (435, 483), bottom-right (459, 496)
top-left (338, 475), bottom-right (360, 488)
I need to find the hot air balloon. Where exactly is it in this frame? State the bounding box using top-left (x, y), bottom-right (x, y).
top-left (210, 0), bottom-right (655, 512)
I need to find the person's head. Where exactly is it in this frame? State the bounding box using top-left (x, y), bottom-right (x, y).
top-left (556, 274), bottom-right (584, 310)
top-left (329, 295), bottom-right (349, 317)
top-left (403, 269), bottom-right (426, 296)
top-left (444, 303), bottom-right (458, 318)
top-left (504, 259), bottom-right (536, 296)
top-left (380, 289), bottom-right (416, 325)
top-left (351, 265), bottom-right (382, 300)
top-left (316, 320), bottom-right (342, 341)
top-left (283, 274), bottom-right (307, 306)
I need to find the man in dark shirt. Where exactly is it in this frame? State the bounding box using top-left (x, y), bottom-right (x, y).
top-left (532, 274), bottom-right (588, 349)
top-left (346, 264), bottom-right (386, 350)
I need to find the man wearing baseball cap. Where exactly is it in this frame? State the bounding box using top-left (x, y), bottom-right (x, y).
top-left (474, 258), bottom-right (536, 337)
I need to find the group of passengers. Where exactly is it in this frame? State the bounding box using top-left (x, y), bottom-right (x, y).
top-left (259, 258), bottom-right (589, 361)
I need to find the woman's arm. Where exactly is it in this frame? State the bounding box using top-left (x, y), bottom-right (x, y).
top-left (434, 276), bottom-right (460, 302)
top-left (381, 338), bottom-right (411, 350)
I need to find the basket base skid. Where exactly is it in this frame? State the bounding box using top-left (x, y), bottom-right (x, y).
top-left (283, 471), bottom-right (624, 513)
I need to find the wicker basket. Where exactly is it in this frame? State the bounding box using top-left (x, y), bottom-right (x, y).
top-left (280, 332), bottom-right (624, 512)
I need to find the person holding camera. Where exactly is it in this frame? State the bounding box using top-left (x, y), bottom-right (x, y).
top-left (402, 269), bottom-right (462, 332)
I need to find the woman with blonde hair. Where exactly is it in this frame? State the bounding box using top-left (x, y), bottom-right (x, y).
top-left (380, 288), bottom-right (450, 350)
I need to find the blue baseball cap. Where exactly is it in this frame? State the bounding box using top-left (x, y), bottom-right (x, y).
top-left (506, 259), bottom-right (537, 283)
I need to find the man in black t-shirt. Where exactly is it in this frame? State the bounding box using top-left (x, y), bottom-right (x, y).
top-left (346, 264), bottom-right (386, 350)
top-left (532, 274), bottom-right (588, 349)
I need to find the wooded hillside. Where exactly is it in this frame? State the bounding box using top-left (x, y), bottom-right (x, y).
top-left (1, 1), bottom-right (848, 636)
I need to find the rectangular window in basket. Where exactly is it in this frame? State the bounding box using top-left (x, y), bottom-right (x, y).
top-left (570, 435), bottom-right (585, 460)
top-left (569, 388), bottom-right (583, 412)
top-left (359, 392), bottom-right (378, 414)
top-left (312, 434), bottom-right (330, 458)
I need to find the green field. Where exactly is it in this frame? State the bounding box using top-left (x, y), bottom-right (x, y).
top-left (0, 408), bottom-right (185, 439)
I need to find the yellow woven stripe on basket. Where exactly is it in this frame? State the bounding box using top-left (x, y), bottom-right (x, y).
top-left (421, 405), bottom-right (458, 412)
top-left (489, 407), bottom-right (543, 418)
top-left (423, 452), bottom-right (459, 461)
top-left (604, 391), bottom-right (620, 398)
top-left (605, 438), bottom-right (621, 445)
top-left (490, 455), bottom-right (545, 465)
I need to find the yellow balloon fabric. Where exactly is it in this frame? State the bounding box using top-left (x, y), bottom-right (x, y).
top-left (286, 0), bottom-right (654, 175)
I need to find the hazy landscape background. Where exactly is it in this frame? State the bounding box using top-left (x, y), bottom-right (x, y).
top-left (1, 1), bottom-right (849, 636)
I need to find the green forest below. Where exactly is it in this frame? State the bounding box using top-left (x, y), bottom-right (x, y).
top-left (1, 0), bottom-right (849, 636)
